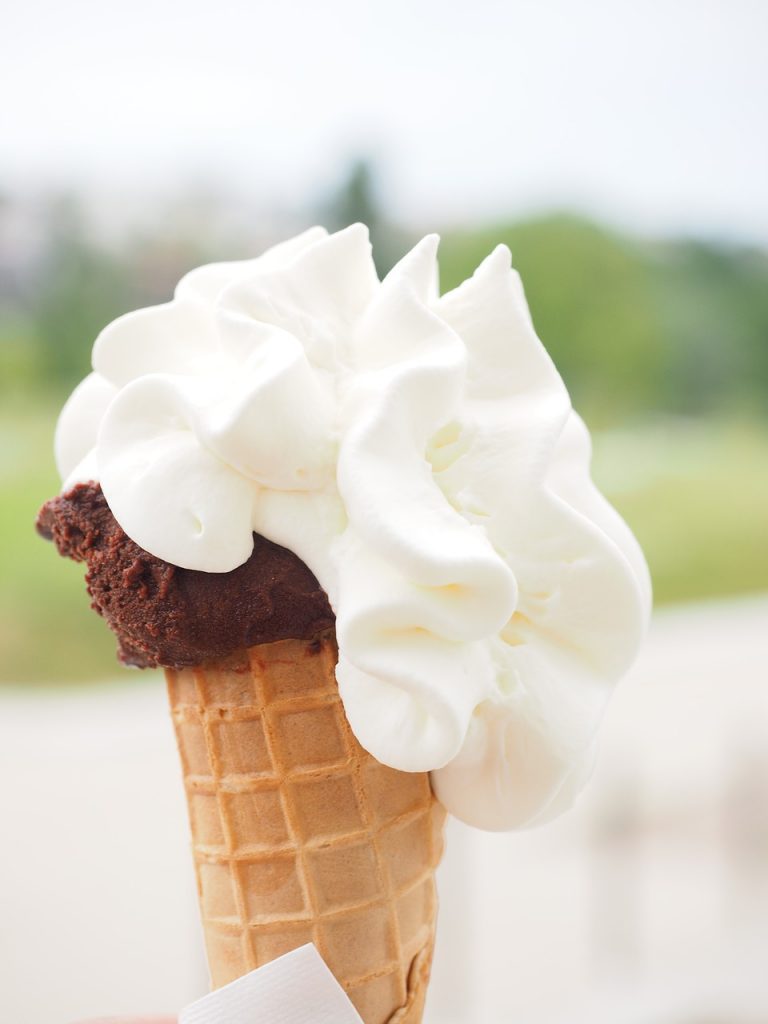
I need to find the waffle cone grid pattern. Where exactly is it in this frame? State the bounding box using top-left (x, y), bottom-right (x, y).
top-left (166, 632), bottom-right (445, 1024)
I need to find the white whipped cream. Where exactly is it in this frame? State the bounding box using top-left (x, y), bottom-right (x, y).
top-left (56, 225), bottom-right (651, 830)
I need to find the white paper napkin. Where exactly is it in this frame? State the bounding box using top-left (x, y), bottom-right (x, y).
top-left (179, 944), bottom-right (364, 1024)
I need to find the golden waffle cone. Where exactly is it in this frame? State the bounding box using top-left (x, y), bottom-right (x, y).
top-left (166, 630), bottom-right (445, 1024)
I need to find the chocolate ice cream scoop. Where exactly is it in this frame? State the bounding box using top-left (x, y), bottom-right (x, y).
top-left (36, 482), bottom-right (334, 669)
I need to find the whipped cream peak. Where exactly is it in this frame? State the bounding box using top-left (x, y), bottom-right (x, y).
top-left (56, 225), bottom-right (651, 830)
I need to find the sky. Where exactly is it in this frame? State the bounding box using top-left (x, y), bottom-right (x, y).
top-left (3, 0), bottom-right (768, 242)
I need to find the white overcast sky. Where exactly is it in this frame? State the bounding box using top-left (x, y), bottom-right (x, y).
top-left (3, 0), bottom-right (767, 241)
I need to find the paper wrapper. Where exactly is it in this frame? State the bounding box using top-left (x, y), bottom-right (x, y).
top-left (179, 944), bottom-right (364, 1024)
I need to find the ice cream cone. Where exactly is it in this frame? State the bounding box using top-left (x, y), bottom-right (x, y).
top-left (166, 629), bottom-right (445, 1024)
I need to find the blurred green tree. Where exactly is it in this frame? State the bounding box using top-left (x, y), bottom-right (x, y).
top-left (325, 159), bottom-right (380, 234)
top-left (438, 214), bottom-right (768, 427)
top-left (33, 196), bottom-right (130, 394)
top-left (654, 240), bottom-right (768, 417)
top-left (320, 157), bottom-right (403, 275)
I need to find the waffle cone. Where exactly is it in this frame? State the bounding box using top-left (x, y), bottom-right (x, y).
top-left (166, 630), bottom-right (445, 1024)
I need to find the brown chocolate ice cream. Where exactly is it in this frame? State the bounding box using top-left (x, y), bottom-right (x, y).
top-left (36, 482), bottom-right (334, 669)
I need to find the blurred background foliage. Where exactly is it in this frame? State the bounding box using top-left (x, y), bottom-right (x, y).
top-left (1, 160), bottom-right (767, 682)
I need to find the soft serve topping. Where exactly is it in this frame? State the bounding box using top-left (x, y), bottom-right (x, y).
top-left (56, 225), bottom-right (651, 830)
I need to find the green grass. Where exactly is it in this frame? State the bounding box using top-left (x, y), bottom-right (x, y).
top-left (0, 399), bottom-right (122, 682)
top-left (1, 402), bottom-right (767, 684)
top-left (592, 418), bottom-right (768, 605)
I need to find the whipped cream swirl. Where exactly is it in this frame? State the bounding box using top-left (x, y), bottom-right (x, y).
top-left (56, 225), bottom-right (651, 830)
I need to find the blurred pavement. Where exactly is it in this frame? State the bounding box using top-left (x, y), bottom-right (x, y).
top-left (1, 596), bottom-right (767, 1024)
top-left (429, 595), bottom-right (768, 1024)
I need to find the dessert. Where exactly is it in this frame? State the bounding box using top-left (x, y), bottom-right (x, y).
top-left (37, 225), bottom-right (650, 1023)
